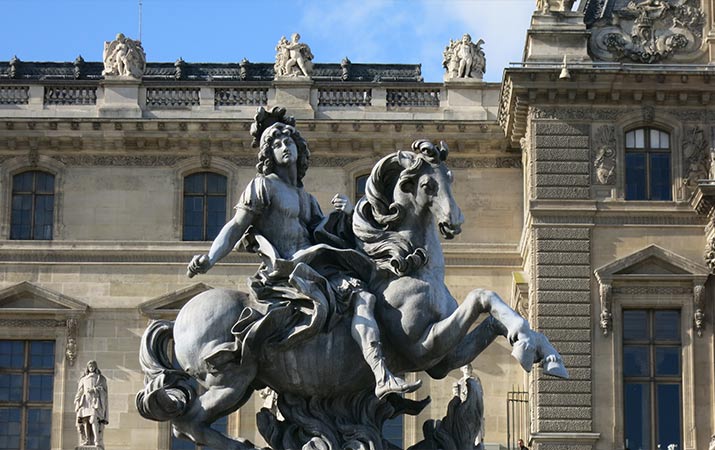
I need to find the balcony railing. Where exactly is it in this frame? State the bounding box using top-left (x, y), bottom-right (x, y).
top-left (214, 87), bottom-right (269, 107)
top-left (44, 86), bottom-right (97, 106)
top-left (146, 87), bottom-right (200, 109)
top-left (0, 86), bottom-right (29, 105)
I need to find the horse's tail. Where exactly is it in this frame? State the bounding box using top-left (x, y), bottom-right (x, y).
top-left (135, 320), bottom-right (196, 422)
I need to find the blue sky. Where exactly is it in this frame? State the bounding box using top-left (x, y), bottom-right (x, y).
top-left (0, 0), bottom-right (541, 82)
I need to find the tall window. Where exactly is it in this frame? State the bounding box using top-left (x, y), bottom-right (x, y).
top-left (623, 310), bottom-right (681, 450)
top-left (10, 171), bottom-right (55, 240)
top-left (0, 340), bottom-right (55, 450)
top-left (355, 174), bottom-right (368, 204)
top-left (383, 416), bottom-right (403, 449)
top-left (183, 172), bottom-right (227, 241)
top-left (625, 128), bottom-right (671, 200)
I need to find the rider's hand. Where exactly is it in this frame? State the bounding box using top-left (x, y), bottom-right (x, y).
top-left (187, 254), bottom-right (211, 278)
top-left (331, 194), bottom-right (354, 215)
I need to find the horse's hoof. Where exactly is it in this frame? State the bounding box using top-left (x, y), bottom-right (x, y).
top-left (510, 339), bottom-right (536, 372)
top-left (543, 357), bottom-right (569, 379)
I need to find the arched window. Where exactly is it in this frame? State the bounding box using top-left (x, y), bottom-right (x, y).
top-left (355, 174), bottom-right (368, 204)
top-left (625, 128), bottom-right (671, 200)
top-left (182, 172), bottom-right (227, 241)
top-left (10, 171), bottom-right (55, 240)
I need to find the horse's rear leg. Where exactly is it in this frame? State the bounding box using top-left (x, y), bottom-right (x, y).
top-left (172, 366), bottom-right (258, 450)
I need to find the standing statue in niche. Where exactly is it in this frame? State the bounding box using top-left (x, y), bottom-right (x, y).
top-left (75, 360), bottom-right (108, 448)
top-left (136, 106), bottom-right (568, 450)
top-left (102, 33), bottom-right (146, 79)
top-left (274, 33), bottom-right (314, 77)
top-left (443, 34), bottom-right (486, 81)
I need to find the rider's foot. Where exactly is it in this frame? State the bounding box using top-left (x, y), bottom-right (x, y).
top-left (375, 374), bottom-right (422, 399)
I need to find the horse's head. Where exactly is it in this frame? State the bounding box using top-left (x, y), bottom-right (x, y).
top-left (363, 139), bottom-right (464, 240)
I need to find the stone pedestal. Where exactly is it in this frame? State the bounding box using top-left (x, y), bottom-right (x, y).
top-left (523, 12), bottom-right (590, 63)
top-left (443, 79), bottom-right (491, 120)
top-left (270, 77), bottom-right (315, 119)
top-left (76, 446), bottom-right (103, 450)
top-left (98, 78), bottom-right (142, 118)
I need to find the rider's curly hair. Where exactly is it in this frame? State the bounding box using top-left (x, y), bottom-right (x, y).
top-left (256, 123), bottom-right (310, 187)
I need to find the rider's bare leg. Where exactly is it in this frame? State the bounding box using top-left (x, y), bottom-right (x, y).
top-left (351, 290), bottom-right (422, 398)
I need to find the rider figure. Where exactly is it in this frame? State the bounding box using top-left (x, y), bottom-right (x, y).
top-left (188, 111), bottom-right (420, 399)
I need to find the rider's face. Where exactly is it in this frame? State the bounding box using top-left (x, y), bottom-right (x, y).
top-left (271, 134), bottom-right (298, 167)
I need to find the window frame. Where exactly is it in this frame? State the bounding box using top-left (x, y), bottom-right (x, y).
top-left (0, 340), bottom-right (56, 450)
top-left (0, 157), bottom-right (65, 240)
top-left (622, 309), bottom-right (683, 449)
top-left (181, 171), bottom-right (228, 242)
top-left (10, 170), bottom-right (56, 240)
top-left (624, 127), bottom-right (673, 201)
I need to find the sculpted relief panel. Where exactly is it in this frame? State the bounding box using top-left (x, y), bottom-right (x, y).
top-left (593, 125), bottom-right (617, 185)
top-left (589, 0), bottom-right (705, 63)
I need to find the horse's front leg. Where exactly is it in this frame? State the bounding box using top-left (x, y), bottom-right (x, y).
top-left (467, 288), bottom-right (569, 379)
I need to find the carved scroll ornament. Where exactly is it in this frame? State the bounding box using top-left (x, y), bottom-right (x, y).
top-left (599, 282), bottom-right (612, 336)
top-left (588, 0), bottom-right (705, 63)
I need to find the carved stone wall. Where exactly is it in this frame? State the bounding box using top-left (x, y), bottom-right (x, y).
top-left (529, 119), bottom-right (594, 448)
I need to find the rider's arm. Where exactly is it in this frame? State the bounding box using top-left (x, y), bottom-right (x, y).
top-left (206, 208), bottom-right (255, 268)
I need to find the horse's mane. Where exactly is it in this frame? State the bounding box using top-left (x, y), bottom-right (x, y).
top-left (353, 140), bottom-right (448, 276)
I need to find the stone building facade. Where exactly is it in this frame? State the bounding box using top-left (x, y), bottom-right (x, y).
top-left (1, 2), bottom-right (715, 450)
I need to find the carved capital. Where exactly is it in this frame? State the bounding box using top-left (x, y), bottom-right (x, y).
top-left (599, 282), bottom-right (613, 336)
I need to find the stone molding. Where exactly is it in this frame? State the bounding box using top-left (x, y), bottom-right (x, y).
top-left (0, 241), bottom-right (522, 269)
top-left (0, 281), bottom-right (89, 364)
top-left (595, 244), bottom-right (708, 338)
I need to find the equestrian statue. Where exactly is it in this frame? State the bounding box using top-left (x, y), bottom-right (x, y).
top-left (136, 106), bottom-right (568, 450)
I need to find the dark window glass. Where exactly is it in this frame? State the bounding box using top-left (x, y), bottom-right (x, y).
top-left (10, 171), bottom-right (55, 240)
top-left (0, 407), bottom-right (22, 450)
top-left (183, 172), bottom-right (227, 241)
top-left (623, 311), bottom-right (648, 341)
top-left (623, 346), bottom-right (649, 376)
top-left (0, 340), bottom-right (54, 450)
top-left (25, 408), bottom-right (51, 450)
top-left (622, 310), bottom-right (681, 449)
top-left (625, 153), bottom-right (647, 201)
top-left (383, 415), bottom-right (403, 448)
top-left (355, 174), bottom-right (368, 204)
top-left (624, 383), bottom-right (651, 450)
top-left (654, 311), bottom-right (680, 341)
top-left (0, 342), bottom-right (25, 369)
top-left (655, 347), bottom-right (680, 376)
top-left (657, 384), bottom-right (681, 449)
top-left (624, 128), bottom-right (671, 201)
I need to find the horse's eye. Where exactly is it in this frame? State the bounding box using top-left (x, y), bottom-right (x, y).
top-left (422, 179), bottom-right (438, 195)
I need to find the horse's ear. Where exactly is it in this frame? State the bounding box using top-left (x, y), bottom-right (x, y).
top-left (397, 151), bottom-right (416, 169)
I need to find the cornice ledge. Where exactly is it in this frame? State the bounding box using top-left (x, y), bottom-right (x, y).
top-left (530, 432), bottom-right (601, 444)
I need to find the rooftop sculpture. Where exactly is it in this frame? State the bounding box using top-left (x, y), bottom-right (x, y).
top-left (136, 106), bottom-right (568, 450)
top-left (274, 33), bottom-right (314, 78)
top-left (102, 33), bottom-right (146, 79)
top-left (443, 34), bottom-right (486, 81)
